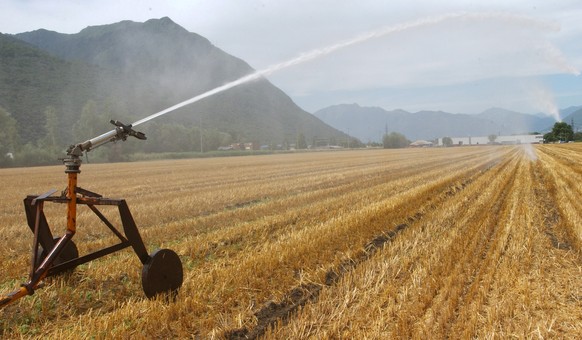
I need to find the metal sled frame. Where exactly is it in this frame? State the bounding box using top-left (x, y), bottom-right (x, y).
top-left (0, 161), bottom-right (149, 308)
top-left (1, 120), bottom-right (182, 309)
top-left (24, 188), bottom-right (151, 277)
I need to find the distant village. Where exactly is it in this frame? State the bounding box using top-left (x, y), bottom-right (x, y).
top-left (218, 134), bottom-right (545, 151)
top-left (218, 142), bottom-right (345, 151)
top-left (435, 134), bottom-right (544, 147)
top-left (410, 134), bottom-right (545, 148)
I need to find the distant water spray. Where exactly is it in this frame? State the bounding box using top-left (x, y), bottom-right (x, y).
top-left (522, 143), bottom-right (538, 162)
top-left (132, 11), bottom-right (569, 127)
top-left (532, 85), bottom-right (561, 122)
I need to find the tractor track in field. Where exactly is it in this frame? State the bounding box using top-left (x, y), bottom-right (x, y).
top-left (224, 161), bottom-right (493, 340)
top-left (531, 162), bottom-right (575, 252)
top-left (224, 221), bottom-right (416, 339)
top-left (442, 154), bottom-right (520, 336)
top-left (535, 148), bottom-right (582, 255)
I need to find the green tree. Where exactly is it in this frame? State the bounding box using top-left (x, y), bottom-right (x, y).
top-left (488, 134), bottom-right (498, 144)
top-left (0, 107), bottom-right (19, 166)
top-left (297, 133), bottom-right (307, 149)
top-left (218, 131), bottom-right (233, 149)
top-left (202, 128), bottom-right (226, 152)
top-left (41, 106), bottom-right (61, 152)
top-left (158, 123), bottom-right (193, 152)
top-left (73, 100), bottom-right (105, 142)
top-left (543, 132), bottom-right (557, 143)
top-left (544, 122), bottom-right (574, 143)
top-left (346, 137), bottom-right (363, 148)
top-left (442, 136), bottom-right (453, 147)
top-left (383, 132), bottom-right (409, 149)
top-left (553, 122), bottom-right (574, 142)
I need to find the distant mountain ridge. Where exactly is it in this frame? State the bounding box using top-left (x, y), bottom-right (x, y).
top-left (2, 17), bottom-right (345, 153)
top-left (314, 104), bottom-right (560, 142)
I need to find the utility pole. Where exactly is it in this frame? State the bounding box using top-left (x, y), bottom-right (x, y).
top-left (199, 114), bottom-right (203, 153)
top-left (347, 128), bottom-right (350, 149)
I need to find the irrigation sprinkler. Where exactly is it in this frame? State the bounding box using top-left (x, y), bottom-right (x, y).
top-left (0, 120), bottom-right (183, 309)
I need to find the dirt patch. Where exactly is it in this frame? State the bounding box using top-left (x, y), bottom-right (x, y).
top-left (226, 198), bottom-right (268, 210)
top-left (328, 222), bottom-right (410, 286)
top-left (544, 227), bottom-right (573, 250)
top-left (226, 283), bottom-right (321, 340)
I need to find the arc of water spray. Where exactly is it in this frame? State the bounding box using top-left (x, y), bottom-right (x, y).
top-left (532, 83), bottom-right (562, 122)
top-left (131, 11), bottom-right (568, 127)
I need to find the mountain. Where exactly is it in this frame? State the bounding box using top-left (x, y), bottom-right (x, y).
top-left (476, 108), bottom-right (555, 134)
top-left (15, 18), bottom-right (248, 106)
top-left (2, 17), bottom-right (345, 154)
top-left (561, 107), bottom-right (582, 132)
top-left (559, 105), bottom-right (582, 118)
top-left (314, 104), bottom-right (557, 142)
top-left (0, 33), bottom-right (126, 143)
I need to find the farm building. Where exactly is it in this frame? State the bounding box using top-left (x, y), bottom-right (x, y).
top-left (220, 142), bottom-right (261, 150)
top-left (437, 134), bottom-right (543, 146)
top-left (409, 140), bottom-right (434, 147)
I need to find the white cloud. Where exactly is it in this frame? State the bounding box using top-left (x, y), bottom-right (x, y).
top-left (0, 0), bottom-right (580, 113)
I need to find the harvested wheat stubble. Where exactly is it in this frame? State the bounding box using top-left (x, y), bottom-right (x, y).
top-left (1, 146), bottom-right (580, 338)
top-left (266, 146), bottom-right (582, 339)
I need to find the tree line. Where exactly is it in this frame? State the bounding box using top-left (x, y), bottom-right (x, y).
top-left (1, 100), bottom-right (361, 167)
top-left (383, 132), bottom-right (410, 149)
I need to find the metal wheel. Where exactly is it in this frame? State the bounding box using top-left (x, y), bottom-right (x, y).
top-left (36, 237), bottom-right (79, 273)
top-left (141, 249), bottom-right (183, 299)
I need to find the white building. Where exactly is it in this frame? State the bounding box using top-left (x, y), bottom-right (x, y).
top-left (437, 134), bottom-right (543, 146)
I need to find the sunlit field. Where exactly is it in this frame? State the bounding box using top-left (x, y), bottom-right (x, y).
top-left (1, 145), bottom-right (580, 338)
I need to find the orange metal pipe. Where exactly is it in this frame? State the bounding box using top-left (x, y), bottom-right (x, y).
top-left (0, 286), bottom-right (30, 309)
top-left (66, 172), bottom-right (78, 233)
top-left (1, 165), bottom-right (80, 310)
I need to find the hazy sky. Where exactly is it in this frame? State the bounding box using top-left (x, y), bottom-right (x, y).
top-left (1, 0), bottom-right (581, 116)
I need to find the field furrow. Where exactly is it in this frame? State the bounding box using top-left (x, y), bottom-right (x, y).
top-left (537, 144), bottom-right (582, 251)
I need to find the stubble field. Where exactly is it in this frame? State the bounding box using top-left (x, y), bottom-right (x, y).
top-left (0, 145), bottom-right (580, 338)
